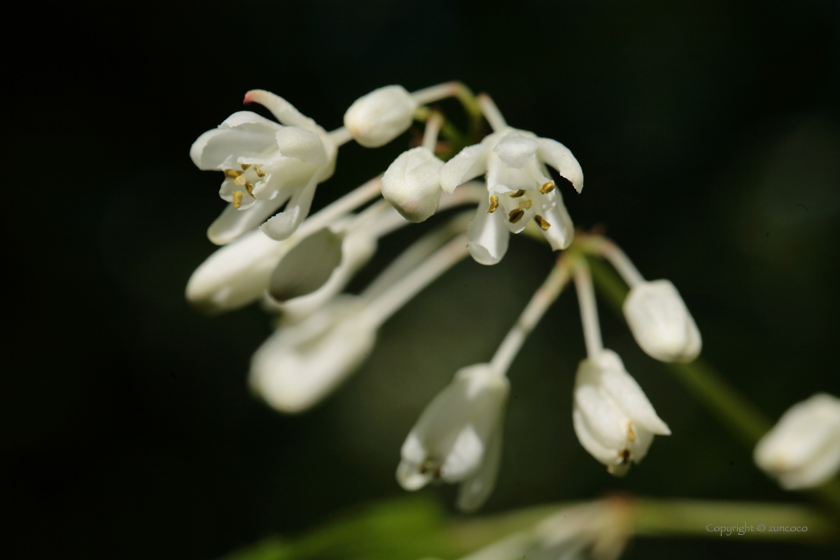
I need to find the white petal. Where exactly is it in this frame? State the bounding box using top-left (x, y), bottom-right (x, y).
top-left (573, 383), bottom-right (628, 450)
top-left (343, 85), bottom-right (417, 148)
top-left (190, 111), bottom-right (280, 170)
top-left (275, 127), bottom-right (327, 164)
top-left (457, 428), bottom-right (503, 512)
top-left (440, 143), bottom-right (489, 193)
top-left (381, 147), bottom-right (444, 223)
top-left (538, 191), bottom-right (575, 250)
top-left (186, 229), bottom-right (295, 313)
top-left (593, 350), bottom-right (671, 435)
top-left (629, 427), bottom-right (656, 464)
top-left (441, 426), bottom-right (485, 481)
top-left (536, 137), bottom-right (584, 193)
top-left (260, 178), bottom-right (319, 241)
top-left (467, 197), bottom-right (510, 265)
top-left (493, 132), bottom-right (538, 169)
top-left (573, 405), bottom-right (621, 465)
top-left (243, 89), bottom-right (319, 130)
top-left (207, 193), bottom-right (290, 245)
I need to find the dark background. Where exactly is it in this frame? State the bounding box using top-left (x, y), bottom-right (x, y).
top-left (7, 0), bottom-right (840, 558)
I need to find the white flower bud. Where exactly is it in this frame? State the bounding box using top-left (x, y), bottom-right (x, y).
top-left (397, 364), bottom-right (509, 512)
top-left (249, 296), bottom-right (376, 414)
top-left (754, 393), bottom-right (840, 490)
top-left (572, 350), bottom-right (670, 476)
top-left (344, 85), bottom-right (418, 148)
top-left (623, 280), bottom-right (701, 363)
top-left (381, 147), bottom-right (444, 223)
top-left (186, 229), bottom-right (297, 314)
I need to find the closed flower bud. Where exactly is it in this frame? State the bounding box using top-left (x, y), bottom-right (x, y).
top-left (249, 296), bottom-right (376, 414)
top-left (754, 393), bottom-right (840, 490)
top-left (344, 85), bottom-right (418, 148)
top-left (381, 147), bottom-right (444, 223)
top-left (623, 280), bottom-right (701, 363)
top-left (397, 364), bottom-right (509, 512)
top-left (572, 350), bottom-right (670, 476)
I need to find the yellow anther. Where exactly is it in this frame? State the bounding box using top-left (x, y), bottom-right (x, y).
top-left (234, 175), bottom-right (247, 186)
top-left (487, 195), bottom-right (499, 213)
top-left (232, 191), bottom-right (243, 208)
top-left (224, 169), bottom-right (242, 179)
top-left (627, 424), bottom-right (636, 442)
top-left (540, 181), bottom-right (555, 194)
top-left (509, 189), bottom-right (526, 198)
top-left (245, 182), bottom-right (255, 196)
top-left (509, 209), bottom-right (525, 224)
top-left (534, 215), bottom-right (551, 230)
top-left (519, 200), bottom-right (532, 210)
top-left (255, 164), bottom-right (265, 178)
top-left (240, 163), bottom-right (251, 170)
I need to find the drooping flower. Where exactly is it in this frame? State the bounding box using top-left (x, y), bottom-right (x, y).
top-left (190, 90), bottom-right (338, 245)
top-left (572, 349), bottom-right (670, 476)
top-left (249, 296), bottom-right (377, 414)
top-left (381, 146), bottom-right (444, 223)
top-left (397, 363), bottom-right (509, 512)
top-left (754, 393), bottom-right (840, 490)
top-left (344, 85), bottom-right (418, 148)
top-left (623, 280), bottom-right (702, 363)
top-left (440, 129), bottom-right (583, 265)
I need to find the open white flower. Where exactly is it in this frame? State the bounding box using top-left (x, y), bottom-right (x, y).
top-left (249, 296), bottom-right (376, 414)
top-left (381, 147), bottom-right (444, 223)
top-left (623, 280), bottom-right (701, 363)
top-left (190, 90), bottom-right (337, 245)
top-left (754, 393), bottom-right (840, 490)
top-left (344, 85), bottom-right (418, 148)
top-left (572, 349), bottom-right (670, 476)
top-left (397, 363), bottom-right (509, 512)
top-left (440, 129), bottom-right (583, 265)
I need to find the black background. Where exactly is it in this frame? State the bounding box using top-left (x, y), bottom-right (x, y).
top-left (7, 1), bottom-right (840, 558)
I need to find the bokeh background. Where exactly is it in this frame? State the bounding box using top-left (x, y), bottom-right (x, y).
top-left (8, 0), bottom-right (840, 558)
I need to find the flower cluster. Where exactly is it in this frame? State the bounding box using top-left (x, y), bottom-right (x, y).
top-left (187, 82), bottom-right (705, 512)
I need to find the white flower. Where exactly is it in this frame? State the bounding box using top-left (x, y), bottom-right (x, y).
top-left (754, 393), bottom-right (840, 490)
top-left (397, 364), bottom-right (509, 512)
top-left (344, 85), bottom-right (418, 147)
top-left (623, 280), bottom-right (701, 363)
top-left (381, 147), bottom-right (444, 223)
top-left (249, 296), bottom-right (376, 414)
top-left (572, 349), bottom-right (670, 476)
top-left (440, 129), bottom-right (583, 265)
top-left (190, 90), bottom-right (337, 245)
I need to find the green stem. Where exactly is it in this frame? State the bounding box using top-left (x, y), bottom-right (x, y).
top-left (633, 498), bottom-right (838, 541)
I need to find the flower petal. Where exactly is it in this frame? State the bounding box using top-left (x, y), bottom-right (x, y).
top-left (536, 137), bottom-right (584, 193)
top-left (244, 89), bottom-right (319, 130)
top-left (493, 132), bottom-right (538, 169)
top-left (260, 178), bottom-right (319, 241)
top-left (275, 127), bottom-right (327, 164)
top-left (440, 143), bottom-right (489, 193)
top-left (467, 197), bottom-right (510, 265)
top-left (538, 191), bottom-right (575, 250)
top-left (457, 428), bottom-right (503, 512)
top-left (190, 111), bottom-right (280, 170)
top-left (207, 193), bottom-right (291, 245)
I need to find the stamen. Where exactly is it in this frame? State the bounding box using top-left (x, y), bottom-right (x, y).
top-left (232, 191), bottom-right (243, 208)
top-left (627, 424), bottom-right (636, 442)
top-left (509, 189), bottom-right (526, 198)
top-left (534, 215), bottom-right (551, 230)
top-left (519, 200), bottom-right (532, 210)
top-left (509, 209), bottom-right (525, 224)
top-left (224, 169), bottom-right (242, 179)
top-left (234, 175), bottom-right (247, 186)
top-left (245, 182), bottom-right (255, 196)
top-left (487, 195), bottom-right (499, 213)
top-left (620, 449), bottom-right (631, 464)
top-left (254, 164), bottom-right (265, 178)
top-left (240, 163), bottom-right (251, 170)
top-left (540, 181), bottom-right (555, 194)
